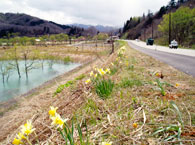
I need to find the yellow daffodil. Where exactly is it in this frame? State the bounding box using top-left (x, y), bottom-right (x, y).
top-left (101, 142), bottom-right (112, 145)
top-left (133, 123), bottom-right (138, 128)
top-left (175, 83), bottom-right (179, 87)
top-left (90, 71), bottom-right (94, 77)
top-left (21, 120), bottom-right (35, 136)
top-left (155, 72), bottom-right (160, 77)
top-left (17, 132), bottom-right (26, 140)
top-left (85, 79), bottom-right (91, 84)
top-left (105, 68), bottom-right (111, 74)
top-left (49, 106), bottom-right (58, 117)
top-left (12, 137), bottom-right (23, 145)
top-left (94, 73), bottom-right (97, 78)
top-left (98, 69), bottom-right (106, 76)
top-left (51, 114), bottom-right (68, 129)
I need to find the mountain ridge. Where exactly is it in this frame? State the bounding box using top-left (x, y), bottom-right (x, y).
top-left (0, 12), bottom-right (77, 38)
top-left (68, 23), bottom-right (119, 33)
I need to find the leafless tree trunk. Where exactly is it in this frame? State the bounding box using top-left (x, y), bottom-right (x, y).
top-left (23, 48), bottom-right (37, 79)
top-left (8, 46), bottom-right (21, 78)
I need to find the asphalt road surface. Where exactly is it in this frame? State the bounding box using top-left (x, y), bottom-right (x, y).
top-left (127, 40), bottom-right (195, 77)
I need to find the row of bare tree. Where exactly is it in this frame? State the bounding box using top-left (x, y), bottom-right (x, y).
top-left (0, 46), bottom-right (56, 83)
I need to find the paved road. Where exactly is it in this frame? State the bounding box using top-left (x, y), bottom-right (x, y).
top-left (127, 40), bottom-right (195, 77)
top-left (128, 40), bottom-right (195, 57)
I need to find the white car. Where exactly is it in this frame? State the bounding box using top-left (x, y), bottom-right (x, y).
top-left (169, 40), bottom-right (178, 49)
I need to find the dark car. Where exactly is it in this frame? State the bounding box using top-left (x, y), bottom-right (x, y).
top-left (146, 38), bottom-right (154, 45)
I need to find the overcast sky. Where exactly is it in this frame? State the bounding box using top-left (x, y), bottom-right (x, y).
top-left (0, 0), bottom-right (170, 26)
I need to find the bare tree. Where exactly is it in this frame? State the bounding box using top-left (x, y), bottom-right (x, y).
top-left (22, 47), bottom-right (38, 79)
top-left (8, 46), bottom-right (21, 78)
top-left (0, 61), bottom-right (13, 83)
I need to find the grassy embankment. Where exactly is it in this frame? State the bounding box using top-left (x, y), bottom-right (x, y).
top-left (2, 40), bottom-right (195, 144)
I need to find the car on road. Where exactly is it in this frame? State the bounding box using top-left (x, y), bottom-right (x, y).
top-left (146, 38), bottom-right (154, 45)
top-left (169, 40), bottom-right (178, 49)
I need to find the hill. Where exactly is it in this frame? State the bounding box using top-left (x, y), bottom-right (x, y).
top-left (69, 23), bottom-right (119, 33)
top-left (0, 13), bottom-right (83, 38)
top-left (121, 0), bottom-right (195, 47)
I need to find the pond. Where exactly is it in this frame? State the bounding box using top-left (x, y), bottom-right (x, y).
top-left (0, 60), bottom-right (80, 102)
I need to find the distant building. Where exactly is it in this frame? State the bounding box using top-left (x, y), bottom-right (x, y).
top-left (35, 39), bottom-right (41, 42)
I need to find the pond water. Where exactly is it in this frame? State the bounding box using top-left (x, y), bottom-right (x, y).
top-left (0, 60), bottom-right (80, 102)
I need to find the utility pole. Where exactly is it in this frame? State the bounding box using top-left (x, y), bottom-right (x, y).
top-left (152, 22), bottom-right (154, 39)
top-left (144, 29), bottom-right (146, 41)
top-left (69, 36), bottom-right (72, 44)
top-left (110, 32), bottom-right (114, 54)
top-left (169, 12), bottom-right (172, 44)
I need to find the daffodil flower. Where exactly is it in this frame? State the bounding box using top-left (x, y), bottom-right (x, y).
top-left (85, 79), bottom-right (91, 84)
top-left (51, 114), bottom-right (68, 129)
top-left (49, 106), bottom-right (58, 117)
top-left (155, 72), bottom-right (160, 77)
top-left (12, 137), bottom-right (23, 145)
top-left (105, 68), bottom-right (111, 74)
top-left (98, 69), bottom-right (106, 76)
top-left (90, 71), bottom-right (94, 77)
top-left (175, 83), bottom-right (179, 87)
top-left (101, 141), bottom-right (112, 145)
top-left (17, 132), bottom-right (26, 140)
top-left (94, 73), bottom-right (97, 78)
top-left (21, 120), bottom-right (35, 136)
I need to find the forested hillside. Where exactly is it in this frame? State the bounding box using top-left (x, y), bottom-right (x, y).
top-left (121, 0), bottom-right (195, 48)
top-left (0, 13), bottom-right (87, 38)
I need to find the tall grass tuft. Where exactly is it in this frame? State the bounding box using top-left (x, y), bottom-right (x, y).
top-left (156, 79), bottom-right (166, 96)
top-left (94, 79), bottom-right (114, 99)
top-left (57, 119), bottom-right (89, 145)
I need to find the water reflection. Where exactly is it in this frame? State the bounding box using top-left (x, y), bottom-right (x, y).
top-left (0, 60), bottom-right (80, 102)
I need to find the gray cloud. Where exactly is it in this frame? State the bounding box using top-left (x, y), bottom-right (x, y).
top-left (0, 0), bottom-right (170, 26)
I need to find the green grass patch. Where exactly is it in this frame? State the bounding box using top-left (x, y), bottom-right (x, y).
top-left (110, 67), bottom-right (118, 75)
top-left (75, 74), bottom-right (86, 81)
top-left (63, 56), bottom-right (72, 63)
top-left (94, 79), bottom-right (114, 99)
top-left (119, 78), bottom-right (143, 88)
top-left (54, 80), bottom-right (75, 96)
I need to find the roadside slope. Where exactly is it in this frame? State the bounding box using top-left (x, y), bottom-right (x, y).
top-left (1, 41), bottom-right (195, 144)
